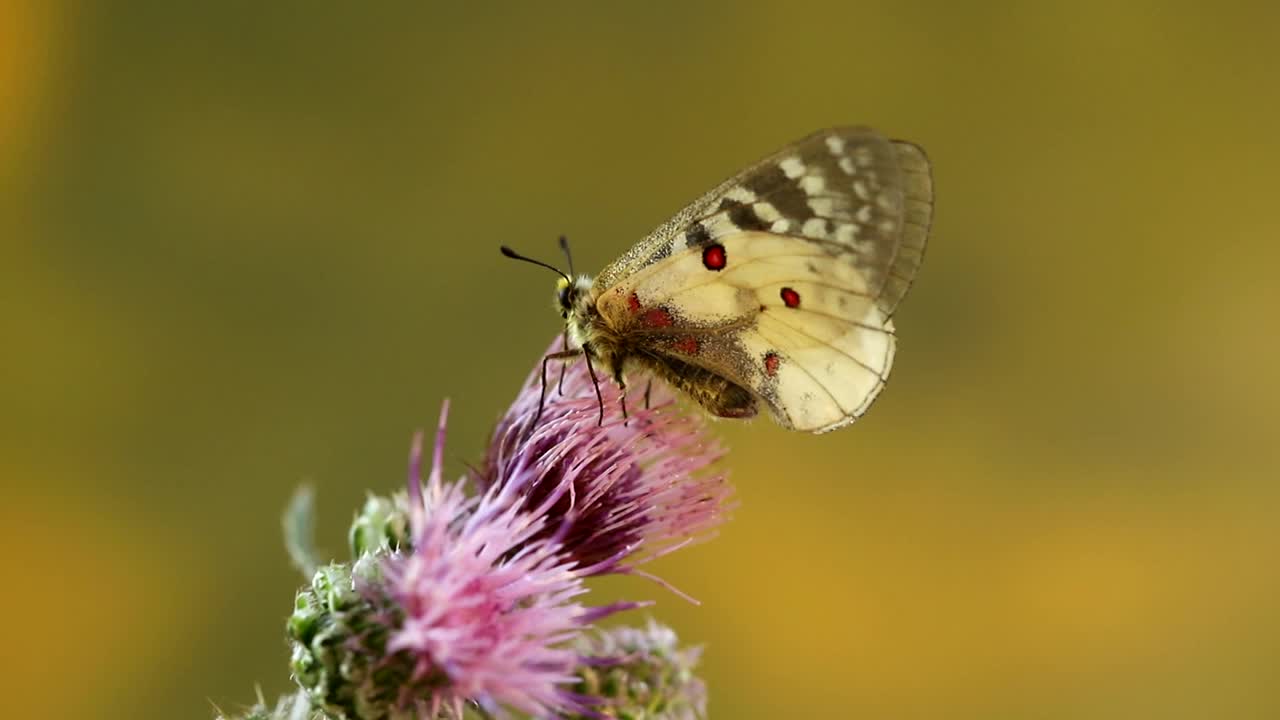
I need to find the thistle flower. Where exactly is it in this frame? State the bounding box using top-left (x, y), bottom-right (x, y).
top-left (479, 341), bottom-right (733, 582)
top-left (379, 403), bottom-right (637, 719)
top-left (284, 341), bottom-right (734, 719)
top-left (571, 620), bottom-right (708, 720)
top-left (288, 557), bottom-right (421, 720)
top-left (349, 490), bottom-right (412, 557)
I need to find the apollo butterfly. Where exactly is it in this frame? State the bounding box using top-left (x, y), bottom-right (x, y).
top-left (502, 126), bottom-right (933, 433)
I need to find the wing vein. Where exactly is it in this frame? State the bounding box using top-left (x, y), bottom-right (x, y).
top-left (764, 306), bottom-right (895, 336)
top-left (751, 324), bottom-right (851, 418)
top-left (759, 314), bottom-right (889, 385)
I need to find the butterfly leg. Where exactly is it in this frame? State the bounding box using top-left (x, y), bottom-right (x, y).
top-left (536, 348), bottom-right (582, 427)
top-left (556, 329), bottom-right (569, 395)
top-left (580, 344), bottom-right (606, 427)
top-left (643, 379), bottom-right (652, 410)
top-left (612, 365), bottom-right (630, 425)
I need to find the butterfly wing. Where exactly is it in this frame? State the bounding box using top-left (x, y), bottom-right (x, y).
top-left (595, 127), bottom-right (932, 432)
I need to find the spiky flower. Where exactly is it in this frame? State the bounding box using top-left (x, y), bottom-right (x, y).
top-left (284, 341), bottom-right (734, 719)
top-left (349, 490), bottom-right (412, 557)
top-left (570, 620), bottom-right (708, 720)
top-left (287, 558), bottom-right (418, 720)
top-left (379, 403), bottom-right (640, 719)
top-left (479, 341), bottom-right (733, 582)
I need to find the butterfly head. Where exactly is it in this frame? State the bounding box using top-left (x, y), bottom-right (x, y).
top-left (557, 275), bottom-right (599, 353)
top-left (555, 275), bottom-right (594, 319)
top-left (555, 276), bottom-right (572, 317)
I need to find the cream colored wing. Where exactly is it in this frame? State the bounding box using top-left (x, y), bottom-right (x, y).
top-left (595, 126), bottom-right (932, 319)
top-left (595, 127), bottom-right (932, 432)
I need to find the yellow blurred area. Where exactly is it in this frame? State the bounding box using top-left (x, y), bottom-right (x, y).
top-left (0, 0), bottom-right (47, 162)
top-left (2, 2), bottom-right (1277, 719)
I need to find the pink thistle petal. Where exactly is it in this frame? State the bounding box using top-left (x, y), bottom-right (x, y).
top-left (478, 338), bottom-right (736, 578)
top-left (373, 339), bottom-right (736, 717)
top-left (382, 402), bottom-right (596, 718)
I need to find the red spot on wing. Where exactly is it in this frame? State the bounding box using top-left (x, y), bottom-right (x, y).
top-left (641, 308), bottom-right (674, 327)
top-left (764, 352), bottom-right (781, 377)
top-left (780, 287), bottom-right (801, 309)
top-left (702, 243), bottom-right (727, 271)
top-left (674, 336), bottom-right (700, 354)
top-left (627, 292), bottom-right (642, 313)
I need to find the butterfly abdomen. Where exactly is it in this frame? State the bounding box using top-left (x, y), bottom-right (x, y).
top-left (635, 353), bottom-right (757, 419)
top-left (570, 292), bottom-right (754, 418)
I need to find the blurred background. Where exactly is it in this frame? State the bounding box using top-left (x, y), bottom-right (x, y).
top-left (3, 2), bottom-right (1279, 718)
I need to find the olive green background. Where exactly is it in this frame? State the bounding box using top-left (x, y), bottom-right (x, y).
top-left (4, 2), bottom-right (1278, 719)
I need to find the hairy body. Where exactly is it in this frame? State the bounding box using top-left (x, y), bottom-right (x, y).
top-left (560, 274), bottom-right (757, 419)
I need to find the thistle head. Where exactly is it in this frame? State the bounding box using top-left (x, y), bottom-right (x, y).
top-left (379, 404), bottom-right (604, 718)
top-left (479, 339), bottom-right (734, 580)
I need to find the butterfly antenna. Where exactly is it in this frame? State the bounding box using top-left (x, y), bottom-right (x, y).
top-left (500, 245), bottom-right (570, 283)
top-left (558, 235), bottom-right (576, 278)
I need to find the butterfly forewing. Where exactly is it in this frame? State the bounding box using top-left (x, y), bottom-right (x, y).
top-left (592, 127), bottom-right (933, 432)
top-left (595, 127), bottom-right (932, 316)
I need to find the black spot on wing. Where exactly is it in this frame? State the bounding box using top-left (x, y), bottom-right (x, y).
top-left (685, 222), bottom-right (713, 248)
top-left (769, 186), bottom-right (817, 223)
top-left (727, 202), bottom-right (769, 231)
top-left (742, 163), bottom-right (788, 198)
top-left (739, 162), bottom-right (815, 223)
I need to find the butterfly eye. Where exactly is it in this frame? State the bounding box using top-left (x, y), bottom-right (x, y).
top-left (558, 286), bottom-right (571, 309)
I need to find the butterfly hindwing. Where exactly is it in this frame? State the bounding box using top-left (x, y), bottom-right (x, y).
top-left (593, 127), bottom-right (932, 432)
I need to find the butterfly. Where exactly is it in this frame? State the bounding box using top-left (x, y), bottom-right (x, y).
top-left (502, 126), bottom-right (933, 433)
